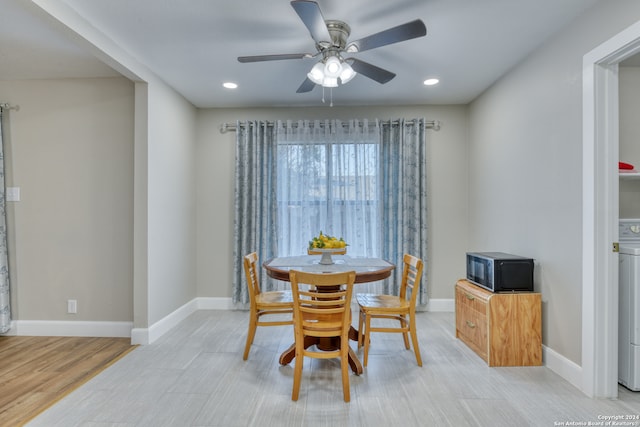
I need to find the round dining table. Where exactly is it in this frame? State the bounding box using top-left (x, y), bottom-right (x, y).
top-left (263, 255), bottom-right (395, 375)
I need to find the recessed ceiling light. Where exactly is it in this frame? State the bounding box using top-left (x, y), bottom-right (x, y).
top-left (423, 78), bottom-right (439, 86)
top-left (223, 82), bottom-right (238, 89)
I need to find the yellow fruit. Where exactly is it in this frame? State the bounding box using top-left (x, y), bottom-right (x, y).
top-left (308, 232), bottom-right (348, 249)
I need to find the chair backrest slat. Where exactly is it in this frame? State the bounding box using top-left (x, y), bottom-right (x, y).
top-left (400, 253), bottom-right (424, 304)
top-left (290, 270), bottom-right (355, 338)
top-left (243, 252), bottom-right (261, 306)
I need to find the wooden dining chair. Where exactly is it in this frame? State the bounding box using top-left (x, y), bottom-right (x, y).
top-left (242, 252), bottom-right (293, 360)
top-left (357, 253), bottom-right (424, 367)
top-left (289, 269), bottom-right (356, 402)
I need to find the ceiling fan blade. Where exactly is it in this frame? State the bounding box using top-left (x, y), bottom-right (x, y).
top-left (296, 77), bottom-right (316, 93)
top-left (347, 19), bottom-right (427, 53)
top-left (238, 53), bottom-right (311, 63)
top-left (349, 58), bottom-right (396, 84)
top-left (290, 0), bottom-right (332, 45)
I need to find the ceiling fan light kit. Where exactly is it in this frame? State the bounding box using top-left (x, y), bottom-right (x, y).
top-left (324, 56), bottom-right (341, 77)
top-left (237, 0), bottom-right (427, 97)
top-left (339, 63), bottom-right (356, 84)
top-left (307, 55), bottom-right (356, 87)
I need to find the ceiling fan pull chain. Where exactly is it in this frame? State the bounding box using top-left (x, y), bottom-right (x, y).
top-left (330, 88), bottom-right (333, 107)
top-left (322, 86), bottom-right (325, 104)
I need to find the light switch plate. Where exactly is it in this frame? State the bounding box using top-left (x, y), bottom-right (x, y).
top-left (6, 187), bottom-right (20, 202)
top-left (67, 299), bottom-right (77, 314)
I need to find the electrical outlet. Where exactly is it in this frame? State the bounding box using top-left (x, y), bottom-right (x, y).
top-left (67, 299), bottom-right (77, 314)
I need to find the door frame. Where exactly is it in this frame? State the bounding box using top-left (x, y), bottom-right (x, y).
top-left (583, 20), bottom-right (640, 398)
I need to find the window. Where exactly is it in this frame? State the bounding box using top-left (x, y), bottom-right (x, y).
top-left (233, 118), bottom-right (428, 305)
top-left (276, 121), bottom-right (380, 257)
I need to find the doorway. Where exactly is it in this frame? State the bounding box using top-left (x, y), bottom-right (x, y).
top-left (583, 20), bottom-right (640, 398)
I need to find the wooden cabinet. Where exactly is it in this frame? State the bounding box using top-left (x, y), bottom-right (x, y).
top-left (455, 279), bottom-right (542, 367)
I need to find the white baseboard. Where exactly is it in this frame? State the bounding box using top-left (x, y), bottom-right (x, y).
top-left (543, 344), bottom-right (583, 391)
top-left (131, 298), bottom-right (199, 345)
top-left (0, 298), bottom-right (234, 343)
top-left (2, 297), bottom-right (451, 342)
top-left (2, 320), bottom-right (133, 337)
top-left (131, 297), bottom-right (234, 345)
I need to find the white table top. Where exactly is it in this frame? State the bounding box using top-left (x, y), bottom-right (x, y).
top-left (264, 255), bottom-right (395, 282)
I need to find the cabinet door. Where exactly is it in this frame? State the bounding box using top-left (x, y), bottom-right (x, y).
top-left (488, 294), bottom-right (542, 366)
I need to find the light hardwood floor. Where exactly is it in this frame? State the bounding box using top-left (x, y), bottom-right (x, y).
top-left (26, 310), bottom-right (640, 427)
top-left (0, 336), bottom-right (134, 427)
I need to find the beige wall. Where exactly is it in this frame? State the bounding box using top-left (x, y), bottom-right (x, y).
top-left (195, 105), bottom-right (469, 302)
top-left (468, 0), bottom-right (640, 365)
top-left (0, 77), bottom-right (134, 321)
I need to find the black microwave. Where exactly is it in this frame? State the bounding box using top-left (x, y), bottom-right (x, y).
top-left (466, 252), bottom-right (534, 292)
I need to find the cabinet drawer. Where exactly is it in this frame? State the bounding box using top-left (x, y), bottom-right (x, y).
top-left (456, 283), bottom-right (489, 313)
top-left (456, 309), bottom-right (488, 360)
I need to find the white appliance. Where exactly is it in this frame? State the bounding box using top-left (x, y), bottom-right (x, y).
top-left (619, 219), bottom-right (640, 390)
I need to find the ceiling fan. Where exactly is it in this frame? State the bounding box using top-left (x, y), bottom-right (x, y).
top-left (237, 0), bottom-right (427, 93)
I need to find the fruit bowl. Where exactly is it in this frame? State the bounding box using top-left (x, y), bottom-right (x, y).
top-left (308, 248), bottom-right (346, 265)
top-left (308, 232), bottom-right (348, 264)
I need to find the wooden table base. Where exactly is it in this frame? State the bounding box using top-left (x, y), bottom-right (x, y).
top-left (278, 327), bottom-right (363, 375)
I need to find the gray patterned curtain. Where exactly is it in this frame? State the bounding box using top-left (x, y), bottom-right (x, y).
top-left (230, 118), bottom-right (428, 307)
top-left (0, 108), bottom-right (10, 333)
top-left (380, 118), bottom-right (428, 306)
top-left (232, 121), bottom-right (278, 305)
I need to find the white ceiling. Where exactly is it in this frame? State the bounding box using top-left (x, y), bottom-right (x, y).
top-left (0, 0), bottom-right (601, 108)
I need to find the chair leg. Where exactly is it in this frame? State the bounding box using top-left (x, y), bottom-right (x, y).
top-left (363, 313), bottom-right (371, 367)
top-left (292, 343), bottom-right (304, 401)
top-left (399, 314), bottom-right (410, 349)
top-left (341, 338), bottom-right (350, 402)
top-left (409, 312), bottom-right (422, 367)
top-left (243, 312), bottom-right (258, 360)
top-left (357, 309), bottom-right (364, 350)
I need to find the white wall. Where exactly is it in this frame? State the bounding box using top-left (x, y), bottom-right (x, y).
top-left (468, 0), bottom-right (640, 365)
top-left (0, 77), bottom-right (134, 322)
top-left (146, 83), bottom-right (198, 325)
top-left (196, 105), bottom-right (468, 303)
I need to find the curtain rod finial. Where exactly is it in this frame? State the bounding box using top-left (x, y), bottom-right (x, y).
top-left (0, 103), bottom-right (19, 112)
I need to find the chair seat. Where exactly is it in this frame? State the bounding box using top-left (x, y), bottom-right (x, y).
top-left (357, 293), bottom-right (409, 312)
top-left (256, 290), bottom-right (293, 307)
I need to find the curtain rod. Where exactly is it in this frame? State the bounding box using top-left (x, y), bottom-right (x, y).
top-left (219, 119), bottom-right (440, 134)
top-left (0, 103), bottom-right (19, 112)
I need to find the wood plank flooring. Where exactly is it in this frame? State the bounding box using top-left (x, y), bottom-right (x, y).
top-left (0, 336), bottom-right (135, 426)
top-left (22, 310), bottom-right (640, 426)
